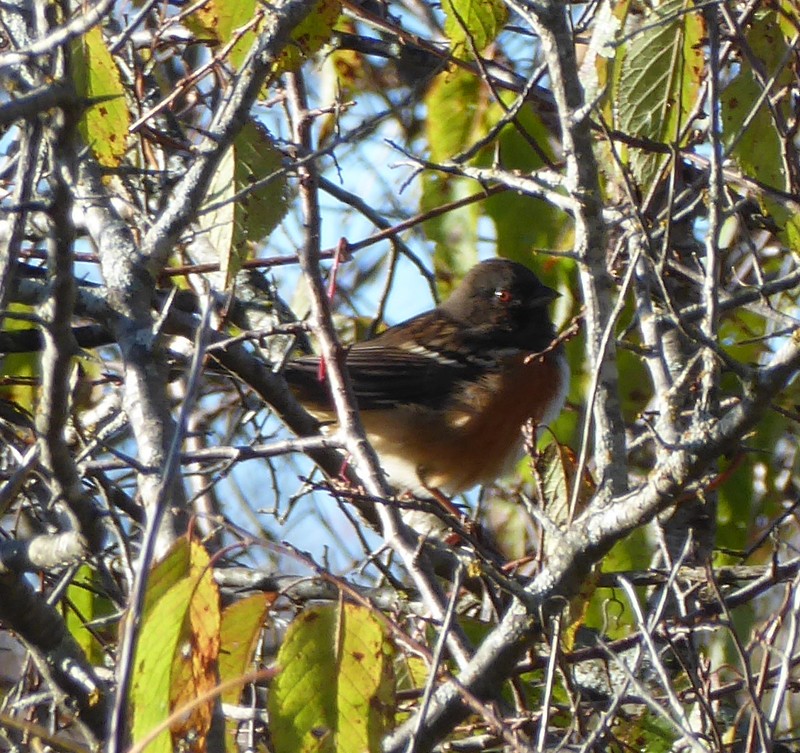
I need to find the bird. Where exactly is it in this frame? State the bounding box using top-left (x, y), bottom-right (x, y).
top-left (283, 258), bottom-right (569, 496)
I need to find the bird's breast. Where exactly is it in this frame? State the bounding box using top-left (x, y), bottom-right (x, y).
top-left (361, 349), bottom-right (569, 493)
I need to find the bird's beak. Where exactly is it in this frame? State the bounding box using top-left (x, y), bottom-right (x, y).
top-left (538, 285), bottom-right (560, 304)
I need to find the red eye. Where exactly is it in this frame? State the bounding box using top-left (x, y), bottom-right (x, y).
top-left (495, 288), bottom-right (513, 304)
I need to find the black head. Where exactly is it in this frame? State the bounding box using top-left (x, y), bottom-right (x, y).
top-left (439, 259), bottom-right (559, 349)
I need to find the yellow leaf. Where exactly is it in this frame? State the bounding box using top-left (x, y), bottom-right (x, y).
top-left (71, 26), bottom-right (129, 167)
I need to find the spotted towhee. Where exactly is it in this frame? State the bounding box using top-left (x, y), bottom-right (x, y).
top-left (284, 258), bottom-right (569, 495)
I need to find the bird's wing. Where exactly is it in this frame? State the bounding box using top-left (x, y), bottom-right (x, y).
top-left (283, 310), bottom-right (500, 411)
top-left (284, 343), bottom-right (490, 410)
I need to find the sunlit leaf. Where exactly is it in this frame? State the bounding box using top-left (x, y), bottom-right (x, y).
top-left (441, 0), bottom-right (507, 60)
top-left (234, 122), bottom-right (291, 250)
top-left (64, 565), bottom-right (96, 661)
top-left (778, 0), bottom-right (800, 40)
top-left (219, 593), bottom-right (276, 751)
top-left (185, 0), bottom-right (261, 69)
top-left (199, 139), bottom-right (236, 285)
top-left (71, 26), bottom-right (129, 167)
top-left (534, 441), bottom-right (595, 532)
top-left (421, 173), bottom-right (480, 298)
top-left (482, 93), bottom-right (566, 262)
top-left (426, 68), bottom-right (483, 163)
top-left (584, 528), bottom-right (651, 640)
top-left (273, 0), bottom-right (341, 75)
top-left (423, 69), bottom-right (487, 293)
top-left (186, 0), bottom-right (338, 73)
top-left (63, 564), bottom-right (113, 666)
top-left (721, 11), bottom-right (798, 249)
top-left (131, 558), bottom-right (195, 753)
top-left (131, 538), bottom-right (221, 753)
top-left (198, 121), bottom-right (290, 288)
top-left (268, 603), bottom-right (395, 753)
top-left (169, 541), bottom-right (221, 752)
top-left (615, 0), bottom-right (704, 189)
top-left (0, 305), bottom-right (42, 418)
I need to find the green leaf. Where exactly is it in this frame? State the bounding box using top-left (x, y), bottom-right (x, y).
top-left (63, 564), bottom-right (114, 666)
top-left (716, 456), bottom-right (754, 556)
top-left (219, 593), bottom-right (275, 752)
top-left (130, 538), bottom-right (221, 753)
top-left (187, 0), bottom-right (339, 73)
top-left (131, 569), bottom-right (195, 753)
top-left (421, 173), bottom-right (480, 298)
top-left (394, 653), bottom-right (428, 693)
top-left (199, 137), bottom-right (236, 285)
top-left (616, 340), bottom-right (652, 425)
top-left (273, 0), bottom-right (341, 75)
top-left (268, 603), bottom-right (395, 753)
top-left (584, 528), bottom-right (652, 639)
top-left (441, 0), bottom-right (508, 60)
top-left (64, 564), bottom-right (96, 661)
top-left (534, 442), bottom-right (595, 533)
top-left (482, 94), bottom-right (566, 262)
top-left (185, 0), bottom-right (260, 70)
top-left (142, 535), bottom-right (192, 615)
top-left (423, 67), bottom-right (572, 289)
top-left (615, 709), bottom-right (678, 753)
top-left (198, 121), bottom-right (290, 288)
top-left (721, 13), bottom-right (790, 192)
top-left (0, 305), bottom-right (44, 416)
top-left (423, 68), bottom-right (571, 285)
top-left (423, 69), bottom-right (486, 293)
top-left (615, 0), bottom-right (704, 189)
top-left (716, 402), bottom-right (786, 560)
top-left (169, 541), bottom-right (221, 751)
top-left (233, 121), bottom-right (291, 251)
top-left (426, 68), bottom-right (484, 163)
top-left (219, 594), bottom-right (274, 704)
top-left (0, 353), bottom-right (37, 418)
top-left (71, 26), bottom-right (129, 168)
top-left (721, 11), bottom-right (797, 248)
